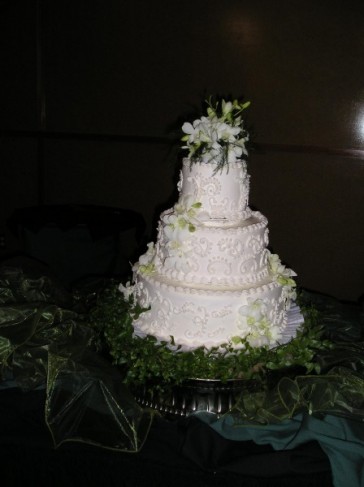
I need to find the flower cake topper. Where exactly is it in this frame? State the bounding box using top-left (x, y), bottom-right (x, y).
top-left (181, 96), bottom-right (250, 172)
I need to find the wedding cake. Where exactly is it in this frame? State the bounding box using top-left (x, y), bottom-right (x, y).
top-left (120, 98), bottom-right (299, 351)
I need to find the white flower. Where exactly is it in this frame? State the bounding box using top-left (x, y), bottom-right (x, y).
top-left (163, 214), bottom-right (190, 241)
top-left (118, 281), bottom-right (135, 300)
top-left (282, 284), bottom-right (297, 302)
top-left (181, 97), bottom-right (250, 168)
top-left (268, 253), bottom-right (297, 287)
top-left (236, 299), bottom-right (282, 347)
top-left (222, 100), bottom-right (233, 116)
top-left (269, 253), bottom-right (286, 275)
top-left (267, 253), bottom-right (297, 305)
top-left (177, 170), bottom-right (183, 192)
top-left (173, 195), bottom-right (194, 215)
top-left (238, 299), bottom-right (266, 322)
top-left (133, 242), bottom-right (156, 274)
top-left (268, 325), bottom-right (282, 343)
top-left (138, 242), bottom-right (155, 266)
top-left (163, 195), bottom-right (201, 242)
top-left (174, 195), bottom-right (197, 215)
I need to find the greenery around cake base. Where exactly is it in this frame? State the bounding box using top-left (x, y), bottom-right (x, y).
top-left (90, 283), bottom-right (334, 393)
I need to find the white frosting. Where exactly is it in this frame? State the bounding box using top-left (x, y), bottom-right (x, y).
top-left (129, 159), bottom-right (298, 350)
top-left (155, 211), bottom-right (270, 286)
top-left (133, 272), bottom-right (292, 350)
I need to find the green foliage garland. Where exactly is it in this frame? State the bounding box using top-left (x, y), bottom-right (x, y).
top-left (90, 284), bottom-right (333, 391)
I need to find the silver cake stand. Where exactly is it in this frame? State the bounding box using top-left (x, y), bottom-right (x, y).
top-left (132, 378), bottom-right (258, 418)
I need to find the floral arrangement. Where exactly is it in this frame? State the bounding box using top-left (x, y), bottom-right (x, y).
top-left (163, 195), bottom-right (202, 237)
top-left (133, 242), bottom-right (156, 276)
top-left (181, 97), bottom-right (250, 171)
top-left (233, 254), bottom-right (297, 348)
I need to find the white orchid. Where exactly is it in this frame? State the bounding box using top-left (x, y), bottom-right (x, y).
top-left (163, 195), bottom-right (202, 242)
top-left (236, 299), bottom-right (282, 347)
top-left (163, 213), bottom-right (191, 241)
top-left (138, 242), bottom-right (155, 265)
top-left (269, 253), bottom-right (286, 275)
top-left (133, 242), bottom-right (156, 275)
top-left (268, 253), bottom-right (297, 286)
top-left (267, 253), bottom-right (297, 303)
top-left (182, 97), bottom-right (250, 170)
top-left (222, 100), bottom-right (233, 116)
top-left (118, 281), bottom-right (136, 300)
top-left (238, 299), bottom-right (266, 323)
top-left (174, 194), bottom-right (201, 218)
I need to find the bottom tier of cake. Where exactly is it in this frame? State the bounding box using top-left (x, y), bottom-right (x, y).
top-left (132, 272), bottom-right (301, 350)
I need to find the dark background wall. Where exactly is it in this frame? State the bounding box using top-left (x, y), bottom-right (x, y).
top-left (0, 0), bottom-right (363, 301)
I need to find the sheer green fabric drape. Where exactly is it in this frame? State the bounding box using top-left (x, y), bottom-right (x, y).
top-left (0, 266), bottom-right (153, 452)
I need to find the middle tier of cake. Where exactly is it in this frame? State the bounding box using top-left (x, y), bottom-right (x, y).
top-left (154, 210), bottom-right (270, 287)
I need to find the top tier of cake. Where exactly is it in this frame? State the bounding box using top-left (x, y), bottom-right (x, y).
top-left (178, 159), bottom-right (251, 223)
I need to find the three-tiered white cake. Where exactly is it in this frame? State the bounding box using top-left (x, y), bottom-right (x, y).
top-left (120, 98), bottom-right (299, 350)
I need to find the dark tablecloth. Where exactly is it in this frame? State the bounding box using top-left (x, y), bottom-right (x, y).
top-left (1, 260), bottom-right (363, 487)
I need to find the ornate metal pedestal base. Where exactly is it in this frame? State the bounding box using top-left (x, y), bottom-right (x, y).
top-left (132, 378), bottom-right (258, 418)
